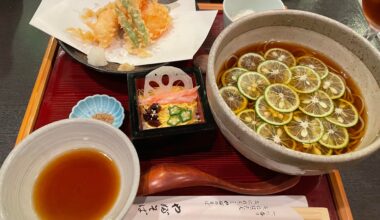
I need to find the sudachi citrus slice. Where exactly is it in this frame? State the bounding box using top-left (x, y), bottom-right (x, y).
top-left (221, 67), bottom-right (247, 87)
top-left (325, 99), bottom-right (359, 127)
top-left (288, 66), bottom-right (321, 93)
top-left (237, 109), bottom-right (262, 131)
top-left (264, 84), bottom-right (300, 113)
top-left (284, 111), bottom-right (324, 143)
top-left (297, 56), bottom-right (329, 79)
top-left (298, 90), bottom-right (334, 117)
top-left (255, 96), bottom-right (293, 126)
top-left (257, 123), bottom-right (297, 149)
top-left (237, 71), bottom-right (270, 100)
top-left (318, 120), bottom-right (349, 149)
top-left (257, 60), bottom-right (292, 84)
top-left (219, 86), bottom-right (248, 113)
top-left (264, 48), bottom-right (296, 67)
top-left (237, 52), bottom-right (265, 71)
top-left (320, 72), bottom-right (346, 99)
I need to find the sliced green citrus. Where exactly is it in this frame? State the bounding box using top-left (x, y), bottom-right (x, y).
top-left (303, 143), bottom-right (333, 155)
top-left (257, 123), bottom-right (297, 149)
top-left (264, 84), bottom-right (300, 113)
top-left (325, 99), bottom-right (359, 127)
top-left (237, 52), bottom-right (265, 71)
top-left (284, 111), bottom-right (324, 143)
top-left (237, 72), bottom-right (270, 100)
top-left (318, 120), bottom-right (349, 149)
top-left (255, 96), bottom-right (293, 126)
top-left (221, 67), bottom-right (247, 87)
top-left (264, 48), bottom-right (296, 67)
top-left (237, 109), bottom-right (262, 131)
top-left (298, 90), bottom-right (334, 117)
top-left (257, 60), bottom-right (292, 84)
top-left (297, 56), bottom-right (329, 79)
top-left (288, 66), bottom-right (321, 93)
top-left (320, 72), bottom-right (346, 99)
top-left (219, 86), bottom-right (248, 114)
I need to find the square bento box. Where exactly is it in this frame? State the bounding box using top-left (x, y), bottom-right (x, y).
top-left (127, 66), bottom-right (216, 156)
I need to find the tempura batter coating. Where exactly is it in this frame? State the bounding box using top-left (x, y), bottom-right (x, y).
top-left (141, 0), bottom-right (171, 40)
top-left (86, 3), bottom-right (119, 48)
top-left (69, 0), bottom-right (172, 52)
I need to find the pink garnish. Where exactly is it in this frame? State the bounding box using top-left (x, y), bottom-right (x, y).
top-left (139, 86), bottom-right (199, 105)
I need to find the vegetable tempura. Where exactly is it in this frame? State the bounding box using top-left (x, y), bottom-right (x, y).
top-left (68, 0), bottom-right (172, 56)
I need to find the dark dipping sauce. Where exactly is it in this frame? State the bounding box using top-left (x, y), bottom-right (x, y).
top-left (33, 148), bottom-right (120, 220)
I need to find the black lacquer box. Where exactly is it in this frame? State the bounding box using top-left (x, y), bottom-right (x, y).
top-left (127, 66), bottom-right (216, 157)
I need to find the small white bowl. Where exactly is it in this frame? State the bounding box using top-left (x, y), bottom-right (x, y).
top-left (207, 10), bottom-right (380, 175)
top-left (223, 0), bottom-right (285, 26)
top-left (0, 119), bottom-right (140, 219)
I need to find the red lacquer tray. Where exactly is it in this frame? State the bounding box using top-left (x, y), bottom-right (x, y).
top-left (16, 5), bottom-right (353, 220)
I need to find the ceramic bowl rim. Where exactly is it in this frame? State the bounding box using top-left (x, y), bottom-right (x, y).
top-left (207, 9), bottom-right (380, 163)
top-left (0, 118), bottom-right (140, 220)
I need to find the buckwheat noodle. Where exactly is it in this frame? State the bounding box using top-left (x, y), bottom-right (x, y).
top-left (224, 55), bottom-right (238, 70)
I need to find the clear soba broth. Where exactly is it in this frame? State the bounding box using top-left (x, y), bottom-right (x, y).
top-left (218, 41), bottom-right (366, 156)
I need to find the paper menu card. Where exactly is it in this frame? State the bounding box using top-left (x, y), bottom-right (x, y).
top-left (124, 196), bottom-right (309, 220)
top-left (30, 0), bottom-right (217, 66)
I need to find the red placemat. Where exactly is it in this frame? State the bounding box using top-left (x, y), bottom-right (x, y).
top-left (33, 13), bottom-right (339, 220)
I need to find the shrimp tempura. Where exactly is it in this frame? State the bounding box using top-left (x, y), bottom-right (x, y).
top-left (86, 3), bottom-right (119, 48)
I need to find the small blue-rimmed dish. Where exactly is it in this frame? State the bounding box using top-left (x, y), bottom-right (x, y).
top-left (69, 95), bottom-right (125, 128)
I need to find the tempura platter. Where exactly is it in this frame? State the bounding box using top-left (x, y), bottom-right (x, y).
top-left (30, 0), bottom-right (217, 68)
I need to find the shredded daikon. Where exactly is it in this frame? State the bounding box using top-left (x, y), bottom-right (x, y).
top-left (87, 46), bottom-right (108, 66)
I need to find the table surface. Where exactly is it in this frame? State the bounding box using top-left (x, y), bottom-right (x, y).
top-left (0, 0), bottom-right (379, 219)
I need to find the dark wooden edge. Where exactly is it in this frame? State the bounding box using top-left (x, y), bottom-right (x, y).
top-left (328, 171), bottom-right (354, 220)
top-left (15, 37), bottom-right (57, 144)
top-left (16, 4), bottom-right (353, 220)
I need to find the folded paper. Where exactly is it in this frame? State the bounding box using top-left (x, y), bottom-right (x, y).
top-left (125, 195), bottom-right (308, 219)
top-left (30, 0), bottom-right (217, 66)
